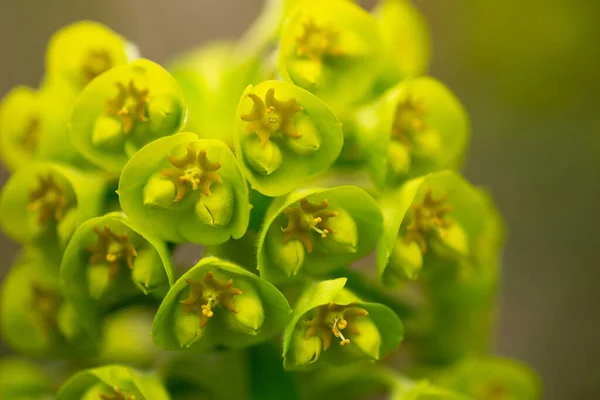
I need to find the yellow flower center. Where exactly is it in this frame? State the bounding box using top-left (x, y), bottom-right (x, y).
top-left (86, 225), bottom-right (138, 280)
top-left (82, 49), bottom-right (113, 84)
top-left (391, 95), bottom-right (427, 149)
top-left (27, 174), bottom-right (70, 225)
top-left (304, 302), bottom-right (369, 350)
top-left (405, 188), bottom-right (453, 253)
top-left (281, 197), bottom-right (338, 253)
top-left (106, 80), bottom-right (149, 134)
top-left (296, 18), bottom-right (343, 62)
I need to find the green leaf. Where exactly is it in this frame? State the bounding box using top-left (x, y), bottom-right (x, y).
top-left (234, 80), bottom-right (343, 196)
top-left (0, 162), bottom-right (110, 257)
top-left (152, 257), bottom-right (290, 350)
top-left (0, 357), bottom-right (54, 400)
top-left (257, 186), bottom-right (382, 283)
top-left (436, 357), bottom-right (541, 400)
top-left (356, 77), bottom-right (470, 189)
top-left (59, 212), bottom-right (174, 341)
top-left (70, 58), bottom-right (186, 173)
top-left (282, 278), bottom-right (403, 370)
top-left (55, 365), bottom-right (170, 400)
top-left (118, 132), bottom-right (250, 244)
top-left (278, 0), bottom-right (383, 111)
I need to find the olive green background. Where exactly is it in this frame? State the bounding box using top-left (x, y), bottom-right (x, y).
top-left (0, 0), bottom-right (598, 398)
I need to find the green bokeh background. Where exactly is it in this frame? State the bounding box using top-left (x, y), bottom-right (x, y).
top-left (0, 0), bottom-right (598, 398)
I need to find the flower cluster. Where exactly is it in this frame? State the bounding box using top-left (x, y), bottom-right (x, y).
top-left (0, 1), bottom-right (540, 400)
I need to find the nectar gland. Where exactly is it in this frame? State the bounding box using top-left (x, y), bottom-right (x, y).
top-left (281, 198), bottom-right (338, 253)
top-left (405, 188), bottom-right (453, 253)
top-left (106, 80), bottom-right (149, 134)
top-left (304, 302), bottom-right (369, 350)
top-left (180, 271), bottom-right (242, 328)
top-left (86, 225), bottom-right (138, 280)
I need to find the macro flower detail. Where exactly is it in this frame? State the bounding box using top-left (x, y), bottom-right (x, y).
top-left (20, 116), bottom-right (41, 153)
top-left (282, 198), bottom-right (338, 253)
top-left (106, 80), bottom-right (149, 134)
top-left (304, 302), bottom-right (369, 350)
top-left (161, 144), bottom-right (223, 202)
top-left (27, 174), bottom-right (70, 225)
top-left (30, 282), bottom-right (62, 335)
top-left (241, 88), bottom-right (302, 147)
top-left (405, 189), bottom-right (453, 253)
top-left (82, 49), bottom-right (113, 83)
top-left (86, 225), bottom-right (138, 280)
top-left (180, 271), bottom-right (242, 328)
top-left (296, 18), bottom-right (343, 62)
top-left (392, 95), bottom-right (427, 148)
top-left (99, 386), bottom-right (135, 400)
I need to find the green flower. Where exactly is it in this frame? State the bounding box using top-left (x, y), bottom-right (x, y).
top-left (55, 365), bottom-right (170, 400)
top-left (118, 132), bottom-right (250, 244)
top-left (70, 59), bottom-right (186, 173)
top-left (436, 357), bottom-right (542, 400)
top-left (152, 257), bottom-right (290, 350)
top-left (377, 171), bottom-right (489, 285)
top-left (257, 186), bottom-right (382, 283)
top-left (59, 212), bottom-right (174, 340)
top-left (278, 0), bottom-right (383, 111)
top-left (0, 162), bottom-right (109, 257)
top-left (0, 358), bottom-right (54, 400)
top-left (283, 278), bottom-right (403, 370)
top-left (356, 77), bottom-right (470, 189)
top-left (235, 80), bottom-right (343, 196)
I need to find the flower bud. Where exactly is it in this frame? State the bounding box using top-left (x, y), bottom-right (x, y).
top-left (243, 136), bottom-right (282, 175)
top-left (390, 235), bottom-right (423, 280)
top-left (175, 304), bottom-right (206, 348)
top-left (322, 209), bottom-right (358, 255)
top-left (87, 264), bottom-right (112, 300)
top-left (286, 118), bottom-right (321, 155)
top-left (348, 316), bottom-right (381, 360)
top-left (289, 328), bottom-right (322, 367)
top-left (143, 175), bottom-right (176, 208)
top-left (267, 226), bottom-right (305, 277)
top-left (91, 115), bottom-right (124, 148)
top-left (387, 140), bottom-right (411, 177)
top-left (434, 221), bottom-right (470, 259)
top-left (222, 281), bottom-right (265, 335)
top-left (130, 248), bottom-right (168, 294)
top-left (195, 183), bottom-right (234, 227)
top-left (148, 94), bottom-right (181, 133)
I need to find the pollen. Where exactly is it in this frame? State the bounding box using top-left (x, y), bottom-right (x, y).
top-left (391, 95), bottom-right (427, 149)
top-left (27, 174), bottom-right (70, 225)
top-left (241, 88), bottom-right (302, 147)
top-left (405, 188), bottom-right (453, 253)
top-left (86, 225), bottom-right (138, 280)
top-left (99, 386), bottom-right (136, 400)
top-left (106, 80), bottom-right (149, 134)
top-left (180, 271), bottom-right (242, 328)
top-left (296, 18), bottom-right (343, 63)
top-left (304, 302), bottom-right (369, 350)
top-left (82, 49), bottom-right (113, 84)
top-left (161, 144), bottom-right (223, 202)
top-left (281, 197), bottom-right (338, 253)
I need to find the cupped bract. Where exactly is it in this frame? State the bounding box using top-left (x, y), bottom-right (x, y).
top-left (152, 257), bottom-right (291, 350)
top-left (70, 58), bottom-right (187, 173)
top-left (55, 365), bottom-right (170, 400)
top-left (119, 132), bottom-right (250, 244)
top-left (234, 80), bottom-right (343, 196)
top-left (278, 0), bottom-right (383, 110)
top-left (0, 162), bottom-right (109, 257)
top-left (282, 278), bottom-right (403, 370)
top-left (357, 77), bottom-right (469, 189)
top-left (257, 186), bottom-right (382, 283)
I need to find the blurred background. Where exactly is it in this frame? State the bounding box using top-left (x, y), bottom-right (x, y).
top-left (0, 0), bottom-right (598, 398)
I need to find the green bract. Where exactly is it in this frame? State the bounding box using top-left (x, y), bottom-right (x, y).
top-left (278, 0), bottom-right (383, 110)
top-left (55, 365), bottom-right (170, 400)
top-left (234, 80), bottom-right (343, 196)
top-left (257, 186), bottom-right (382, 283)
top-left (152, 257), bottom-right (290, 350)
top-left (70, 58), bottom-right (186, 173)
top-left (0, 162), bottom-right (109, 257)
top-left (357, 77), bottom-right (469, 188)
top-left (0, 251), bottom-right (85, 356)
top-left (119, 132), bottom-right (250, 244)
top-left (377, 171), bottom-right (487, 285)
top-left (170, 42), bottom-right (268, 147)
top-left (436, 357), bottom-right (542, 400)
top-left (59, 212), bottom-right (174, 341)
top-left (0, 358), bottom-right (54, 400)
top-left (372, 0), bottom-right (431, 91)
top-left (282, 278), bottom-right (403, 370)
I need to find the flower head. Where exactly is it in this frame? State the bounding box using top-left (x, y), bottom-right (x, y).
top-left (281, 198), bottom-right (338, 253)
top-left (304, 302), bottom-right (369, 350)
top-left (106, 80), bottom-right (149, 134)
top-left (86, 225), bottom-right (138, 280)
top-left (405, 188), bottom-right (453, 253)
